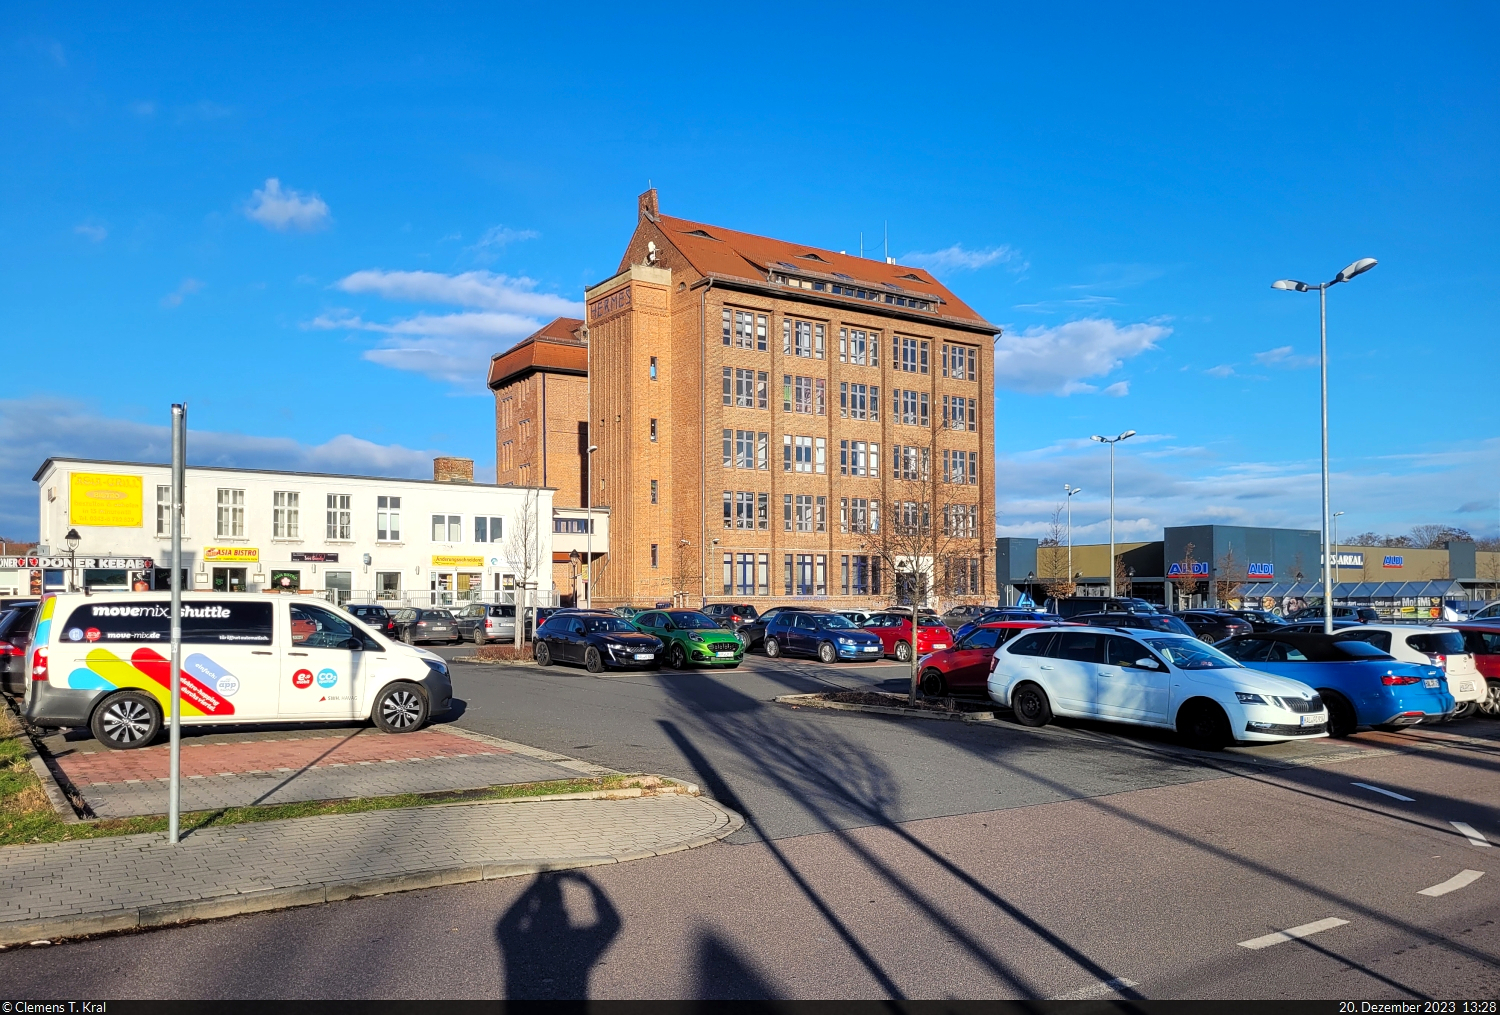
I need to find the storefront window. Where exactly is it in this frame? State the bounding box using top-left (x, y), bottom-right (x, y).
top-left (271, 569), bottom-right (301, 593)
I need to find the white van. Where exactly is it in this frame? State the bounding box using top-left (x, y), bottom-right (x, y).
top-left (23, 592), bottom-right (453, 750)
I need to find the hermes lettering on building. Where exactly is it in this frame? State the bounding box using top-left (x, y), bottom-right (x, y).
top-left (589, 287), bottom-right (632, 322)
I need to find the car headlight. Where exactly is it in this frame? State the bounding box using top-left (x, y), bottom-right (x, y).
top-left (689, 633), bottom-right (704, 642)
top-left (1235, 692), bottom-right (1267, 705)
top-left (837, 637), bottom-right (854, 645)
top-left (423, 658), bottom-right (448, 678)
top-left (605, 642), bottom-right (626, 651)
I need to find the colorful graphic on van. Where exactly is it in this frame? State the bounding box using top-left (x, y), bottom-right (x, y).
top-left (316, 668), bottom-right (338, 689)
top-left (62, 646), bottom-right (236, 717)
top-left (35, 596), bottom-right (56, 650)
top-left (292, 669), bottom-right (314, 689)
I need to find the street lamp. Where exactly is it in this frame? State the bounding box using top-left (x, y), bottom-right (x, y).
top-left (65, 528), bottom-right (80, 593)
top-left (1332, 510), bottom-right (1346, 593)
top-left (1064, 484), bottom-right (1083, 588)
top-left (1026, 570), bottom-right (1036, 608)
top-left (585, 444), bottom-right (598, 608)
top-left (1273, 257), bottom-right (1377, 634)
top-left (1090, 431), bottom-right (1136, 597)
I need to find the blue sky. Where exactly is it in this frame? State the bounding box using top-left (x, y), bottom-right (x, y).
top-left (3, 2), bottom-right (1497, 544)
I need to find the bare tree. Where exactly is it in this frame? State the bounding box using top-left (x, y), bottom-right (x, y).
top-left (1215, 547), bottom-right (1245, 608)
top-left (504, 487), bottom-right (543, 650)
top-left (1038, 504), bottom-right (1076, 600)
top-left (1114, 555), bottom-right (1133, 600)
top-left (1169, 542), bottom-right (1201, 611)
top-left (669, 535), bottom-right (699, 607)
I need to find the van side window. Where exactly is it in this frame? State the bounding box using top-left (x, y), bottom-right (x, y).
top-left (290, 603), bottom-right (360, 649)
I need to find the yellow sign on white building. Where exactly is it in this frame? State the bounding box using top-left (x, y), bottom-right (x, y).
top-left (69, 473), bottom-right (143, 528)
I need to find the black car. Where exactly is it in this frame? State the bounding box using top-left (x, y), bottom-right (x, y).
top-left (703, 603), bottom-right (761, 633)
top-left (1220, 609), bottom-right (1289, 633)
top-left (533, 611), bottom-right (663, 672)
top-left (345, 603), bottom-right (398, 638)
top-left (1279, 619), bottom-right (1363, 634)
top-left (1072, 611), bottom-right (1196, 636)
top-left (1175, 611), bottom-right (1255, 643)
top-left (736, 606), bottom-right (826, 650)
top-left (940, 604), bottom-right (993, 627)
top-left (1286, 604), bottom-right (1380, 624)
top-left (390, 607), bottom-right (461, 645)
top-left (0, 601), bottom-right (39, 695)
top-left (1047, 597), bottom-right (1159, 620)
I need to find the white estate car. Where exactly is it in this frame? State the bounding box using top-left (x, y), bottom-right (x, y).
top-left (1332, 625), bottom-right (1485, 718)
top-left (988, 626), bottom-right (1329, 750)
top-left (24, 592), bottom-right (453, 749)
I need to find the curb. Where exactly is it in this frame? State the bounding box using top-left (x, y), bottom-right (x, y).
top-left (774, 693), bottom-right (997, 724)
top-left (3, 695), bottom-right (81, 823)
top-left (0, 795), bottom-right (743, 948)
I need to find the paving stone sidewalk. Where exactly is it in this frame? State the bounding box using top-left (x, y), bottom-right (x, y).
top-left (0, 792), bottom-right (741, 945)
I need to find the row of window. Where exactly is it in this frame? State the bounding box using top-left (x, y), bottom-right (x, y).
top-left (714, 432), bottom-right (978, 482)
top-left (718, 552), bottom-right (978, 597)
top-left (157, 488), bottom-right (518, 544)
top-left (770, 274), bottom-right (936, 312)
top-left (719, 307), bottom-right (980, 383)
top-left (719, 493), bottom-right (978, 537)
top-left (724, 372), bottom-right (979, 432)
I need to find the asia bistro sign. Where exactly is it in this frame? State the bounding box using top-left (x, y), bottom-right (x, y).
top-left (1, 556), bottom-right (152, 569)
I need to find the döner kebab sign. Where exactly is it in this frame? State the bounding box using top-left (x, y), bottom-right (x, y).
top-left (1, 556), bottom-right (153, 569)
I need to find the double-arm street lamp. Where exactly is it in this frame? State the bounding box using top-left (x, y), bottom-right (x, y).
top-left (1090, 431), bottom-right (1136, 597)
top-left (1272, 257), bottom-right (1377, 634)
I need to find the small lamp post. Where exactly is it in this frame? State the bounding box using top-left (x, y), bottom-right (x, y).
top-left (65, 528), bottom-right (81, 592)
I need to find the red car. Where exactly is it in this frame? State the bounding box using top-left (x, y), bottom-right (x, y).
top-left (862, 611), bottom-right (954, 661)
top-left (918, 621), bottom-right (1055, 697)
top-left (1450, 624), bottom-right (1500, 715)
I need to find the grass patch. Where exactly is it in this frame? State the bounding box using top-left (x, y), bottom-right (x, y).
top-left (0, 716), bottom-right (669, 850)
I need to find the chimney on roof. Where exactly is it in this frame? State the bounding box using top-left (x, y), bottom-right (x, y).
top-left (638, 188), bottom-right (659, 223)
top-left (433, 457), bottom-right (474, 484)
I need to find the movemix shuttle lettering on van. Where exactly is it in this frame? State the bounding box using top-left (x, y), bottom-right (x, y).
top-left (62, 602), bottom-right (273, 644)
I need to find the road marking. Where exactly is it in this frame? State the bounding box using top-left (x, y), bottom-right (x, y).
top-left (1238, 917), bottom-right (1349, 950)
top-left (1048, 977), bottom-right (1139, 1000)
top-left (1418, 870), bottom-right (1484, 897)
top-left (1451, 822), bottom-right (1492, 848)
top-left (1351, 781), bottom-right (1414, 802)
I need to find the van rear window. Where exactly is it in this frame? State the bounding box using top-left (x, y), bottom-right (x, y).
top-left (62, 601), bottom-right (274, 645)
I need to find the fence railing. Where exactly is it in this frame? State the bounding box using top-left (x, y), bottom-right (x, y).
top-left (320, 588), bottom-right (562, 609)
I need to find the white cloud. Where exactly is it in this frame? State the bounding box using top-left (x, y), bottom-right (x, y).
top-left (992, 318), bottom-right (1168, 396)
top-left (902, 243), bottom-right (1028, 273)
top-left (0, 397), bottom-right (456, 539)
top-left (334, 270), bottom-right (578, 317)
top-left (246, 178), bottom-right (331, 232)
top-left (1254, 345), bottom-right (1318, 368)
top-left (74, 223), bottom-right (107, 242)
top-left (1205, 364), bottom-right (1235, 378)
top-left (160, 278), bottom-right (203, 308)
top-left (1102, 381), bottom-right (1130, 397)
top-left (467, 225), bottom-right (540, 261)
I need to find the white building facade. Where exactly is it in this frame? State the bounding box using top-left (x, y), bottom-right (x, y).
top-left (13, 458), bottom-right (608, 607)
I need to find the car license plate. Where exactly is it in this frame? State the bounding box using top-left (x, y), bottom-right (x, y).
top-left (1301, 714), bottom-right (1323, 726)
top-left (933, 643), bottom-right (948, 650)
top-left (634, 652), bottom-right (654, 661)
top-left (716, 650), bottom-right (735, 658)
top-left (1459, 681), bottom-right (1475, 692)
top-left (863, 646), bottom-right (879, 652)
top-left (1424, 678), bottom-right (1440, 688)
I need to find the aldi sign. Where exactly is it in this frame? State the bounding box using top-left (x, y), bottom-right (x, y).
top-left (1247, 562), bottom-right (1274, 578)
top-left (1383, 555), bottom-right (1404, 569)
top-left (1167, 561), bottom-right (1210, 577)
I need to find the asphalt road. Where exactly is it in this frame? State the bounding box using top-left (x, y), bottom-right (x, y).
top-left (4, 649), bottom-right (1498, 1000)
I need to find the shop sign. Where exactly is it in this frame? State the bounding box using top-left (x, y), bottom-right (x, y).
top-left (0, 556), bottom-right (152, 569)
top-left (432, 555), bottom-right (485, 568)
top-left (204, 547), bottom-right (259, 564)
top-left (1247, 562), bottom-right (1274, 578)
top-left (1167, 561), bottom-right (1210, 577)
top-left (1382, 555), bottom-right (1404, 568)
top-left (69, 472), bottom-right (144, 528)
top-left (290, 552), bottom-right (339, 563)
top-left (1319, 552), bottom-right (1365, 567)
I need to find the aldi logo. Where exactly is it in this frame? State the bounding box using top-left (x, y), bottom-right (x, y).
top-left (1383, 555), bottom-right (1404, 568)
top-left (1247, 562), bottom-right (1274, 578)
top-left (1167, 561), bottom-right (1210, 577)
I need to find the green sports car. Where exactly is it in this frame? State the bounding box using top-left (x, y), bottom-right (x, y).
top-left (631, 609), bottom-right (744, 669)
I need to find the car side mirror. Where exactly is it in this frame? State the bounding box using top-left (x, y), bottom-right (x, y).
top-left (341, 637), bottom-right (365, 651)
top-left (1135, 657), bottom-right (1161, 670)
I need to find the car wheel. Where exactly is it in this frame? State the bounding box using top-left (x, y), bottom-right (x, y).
top-left (737, 630), bottom-right (750, 648)
top-left (402, 629), bottom-right (414, 645)
top-left (1011, 682), bottom-right (1052, 727)
top-left (818, 641), bottom-right (838, 664)
top-left (90, 691), bottom-right (162, 750)
top-left (1177, 698), bottom-right (1232, 751)
top-left (1448, 700), bottom-right (1476, 722)
top-left (472, 628), bottom-right (486, 645)
top-left (372, 681), bottom-right (428, 733)
top-left (1479, 680), bottom-right (1500, 717)
top-left (669, 643), bottom-right (688, 669)
top-left (1200, 633), bottom-right (1215, 643)
top-left (1321, 690), bottom-right (1357, 738)
top-left (584, 646), bottom-right (605, 673)
top-left (920, 668), bottom-right (946, 698)
top-left (534, 641), bottom-right (552, 666)
top-left (896, 641), bottom-right (913, 663)
top-left (764, 637), bottom-right (782, 659)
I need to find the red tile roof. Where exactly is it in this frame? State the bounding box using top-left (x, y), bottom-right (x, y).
top-left (486, 317), bottom-right (587, 390)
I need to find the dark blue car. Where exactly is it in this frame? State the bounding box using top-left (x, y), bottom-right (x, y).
top-left (763, 611), bottom-right (884, 663)
top-left (954, 609), bottom-right (1064, 642)
top-left (1217, 632), bottom-right (1455, 736)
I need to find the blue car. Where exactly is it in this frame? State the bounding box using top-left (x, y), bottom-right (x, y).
top-left (1217, 632), bottom-right (1455, 736)
top-left (954, 609), bottom-right (1064, 642)
top-left (763, 611), bottom-right (884, 663)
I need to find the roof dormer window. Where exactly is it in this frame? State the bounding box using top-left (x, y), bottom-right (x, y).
top-left (797, 252), bottom-right (830, 262)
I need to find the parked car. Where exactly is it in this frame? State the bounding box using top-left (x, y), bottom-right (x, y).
top-left (737, 606), bottom-right (824, 651)
top-left (702, 603), bottom-right (761, 635)
top-left (953, 608), bottom-right (1064, 641)
top-left (1073, 612), bottom-right (1196, 636)
top-left (533, 611), bottom-right (663, 672)
top-left (1450, 624), bottom-right (1500, 715)
top-left (453, 602), bottom-right (519, 644)
top-left (762, 611), bottom-right (884, 663)
top-left (862, 612), bottom-right (954, 662)
top-left (1466, 602), bottom-right (1500, 623)
top-left (631, 609), bottom-right (744, 669)
top-left (1175, 611), bottom-right (1254, 643)
top-left (988, 627), bottom-right (1329, 750)
top-left (834, 609), bottom-right (876, 628)
top-left (612, 605), bottom-right (647, 619)
top-left (1047, 597), bottom-right (1159, 620)
top-left (390, 607), bottom-right (461, 645)
top-left (1220, 609), bottom-right (1288, 633)
top-left (0, 600), bottom-right (39, 695)
top-left (918, 621), bottom-right (1054, 697)
top-left (1285, 604), bottom-right (1380, 624)
top-left (24, 592), bottom-right (451, 748)
top-left (1332, 625), bottom-right (1486, 719)
top-left (345, 603), bottom-right (398, 638)
top-left (1278, 619), bottom-right (1363, 634)
top-left (940, 604), bottom-right (992, 628)
top-left (1216, 632), bottom-right (1455, 736)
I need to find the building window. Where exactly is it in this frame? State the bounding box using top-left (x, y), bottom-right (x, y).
top-left (723, 491), bottom-right (732, 529)
top-left (945, 557), bottom-right (982, 596)
top-left (736, 430), bottom-right (756, 469)
top-left (840, 497), bottom-right (872, 534)
top-left (651, 543), bottom-right (659, 568)
top-left (895, 389), bottom-right (930, 427)
top-left (838, 440), bottom-right (879, 478)
top-left (782, 319), bottom-right (825, 359)
top-left (757, 492), bottom-right (769, 530)
top-left (943, 395), bottom-right (977, 432)
top-left (649, 356), bottom-right (658, 380)
top-left (843, 555), bottom-right (879, 595)
top-left (554, 518), bottom-right (593, 534)
top-left (325, 493), bottom-right (351, 540)
top-left (757, 431), bottom-right (769, 470)
top-left (816, 496), bottom-right (827, 532)
top-left (724, 309), bottom-right (768, 351)
top-left (839, 382), bottom-right (879, 421)
top-left (651, 479), bottom-right (658, 504)
top-left (377, 496), bottom-right (401, 541)
top-left (431, 514), bottom-right (461, 542)
top-left (273, 491), bottom-right (300, 539)
top-left (155, 485), bottom-right (172, 537)
top-left (895, 336), bottom-right (930, 374)
top-left (475, 516), bottom-right (503, 542)
top-left (943, 344), bottom-right (978, 381)
top-left (724, 366), bottom-right (762, 408)
top-left (839, 328), bottom-right (878, 366)
top-left (894, 445), bottom-right (931, 482)
top-left (722, 429), bottom-right (733, 468)
top-left (650, 418), bottom-right (658, 441)
top-left (783, 375), bottom-right (826, 415)
top-left (943, 450), bottom-right (978, 485)
top-left (794, 494), bottom-right (814, 533)
top-left (943, 504), bottom-right (979, 537)
top-left (216, 488), bottom-right (245, 538)
top-left (735, 491), bottom-right (755, 529)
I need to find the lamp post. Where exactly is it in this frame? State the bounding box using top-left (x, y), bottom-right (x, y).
top-left (1026, 570), bottom-right (1035, 608)
top-left (1064, 484), bottom-right (1082, 588)
top-left (585, 444), bottom-right (598, 608)
top-left (64, 528), bottom-right (81, 593)
top-left (1332, 510), bottom-right (1345, 598)
top-left (1090, 431), bottom-right (1136, 597)
top-left (1273, 257), bottom-right (1377, 634)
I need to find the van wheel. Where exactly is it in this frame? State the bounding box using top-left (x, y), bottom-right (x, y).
top-left (1178, 699), bottom-right (1232, 751)
top-left (373, 682), bottom-right (428, 733)
top-left (472, 627), bottom-right (487, 645)
top-left (764, 637), bottom-right (782, 659)
top-left (584, 647), bottom-right (605, 673)
top-left (818, 641), bottom-right (838, 664)
top-left (1321, 691), bottom-right (1357, 737)
top-left (920, 668), bottom-right (946, 698)
top-left (90, 691), bottom-right (162, 750)
top-left (534, 641), bottom-right (552, 666)
top-left (896, 641), bottom-right (913, 663)
top-left (1011, 682), bottom-right (1052, 727)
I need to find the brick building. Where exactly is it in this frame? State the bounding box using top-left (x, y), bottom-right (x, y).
top-left (584, 190), bottom-right (999, 608)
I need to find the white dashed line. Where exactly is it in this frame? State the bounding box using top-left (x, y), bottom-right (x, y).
top-left (1238, 917), bottom-right (1349, 950)
top-left (1351, 782), bottom-right (1414, 802)
top-left (1451, 822), bottom-right (1491, 848)
top-left (1048, 977), bottom-right (1139, 1000)
top-left (1418, 870), bottom-right (1484, 897)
